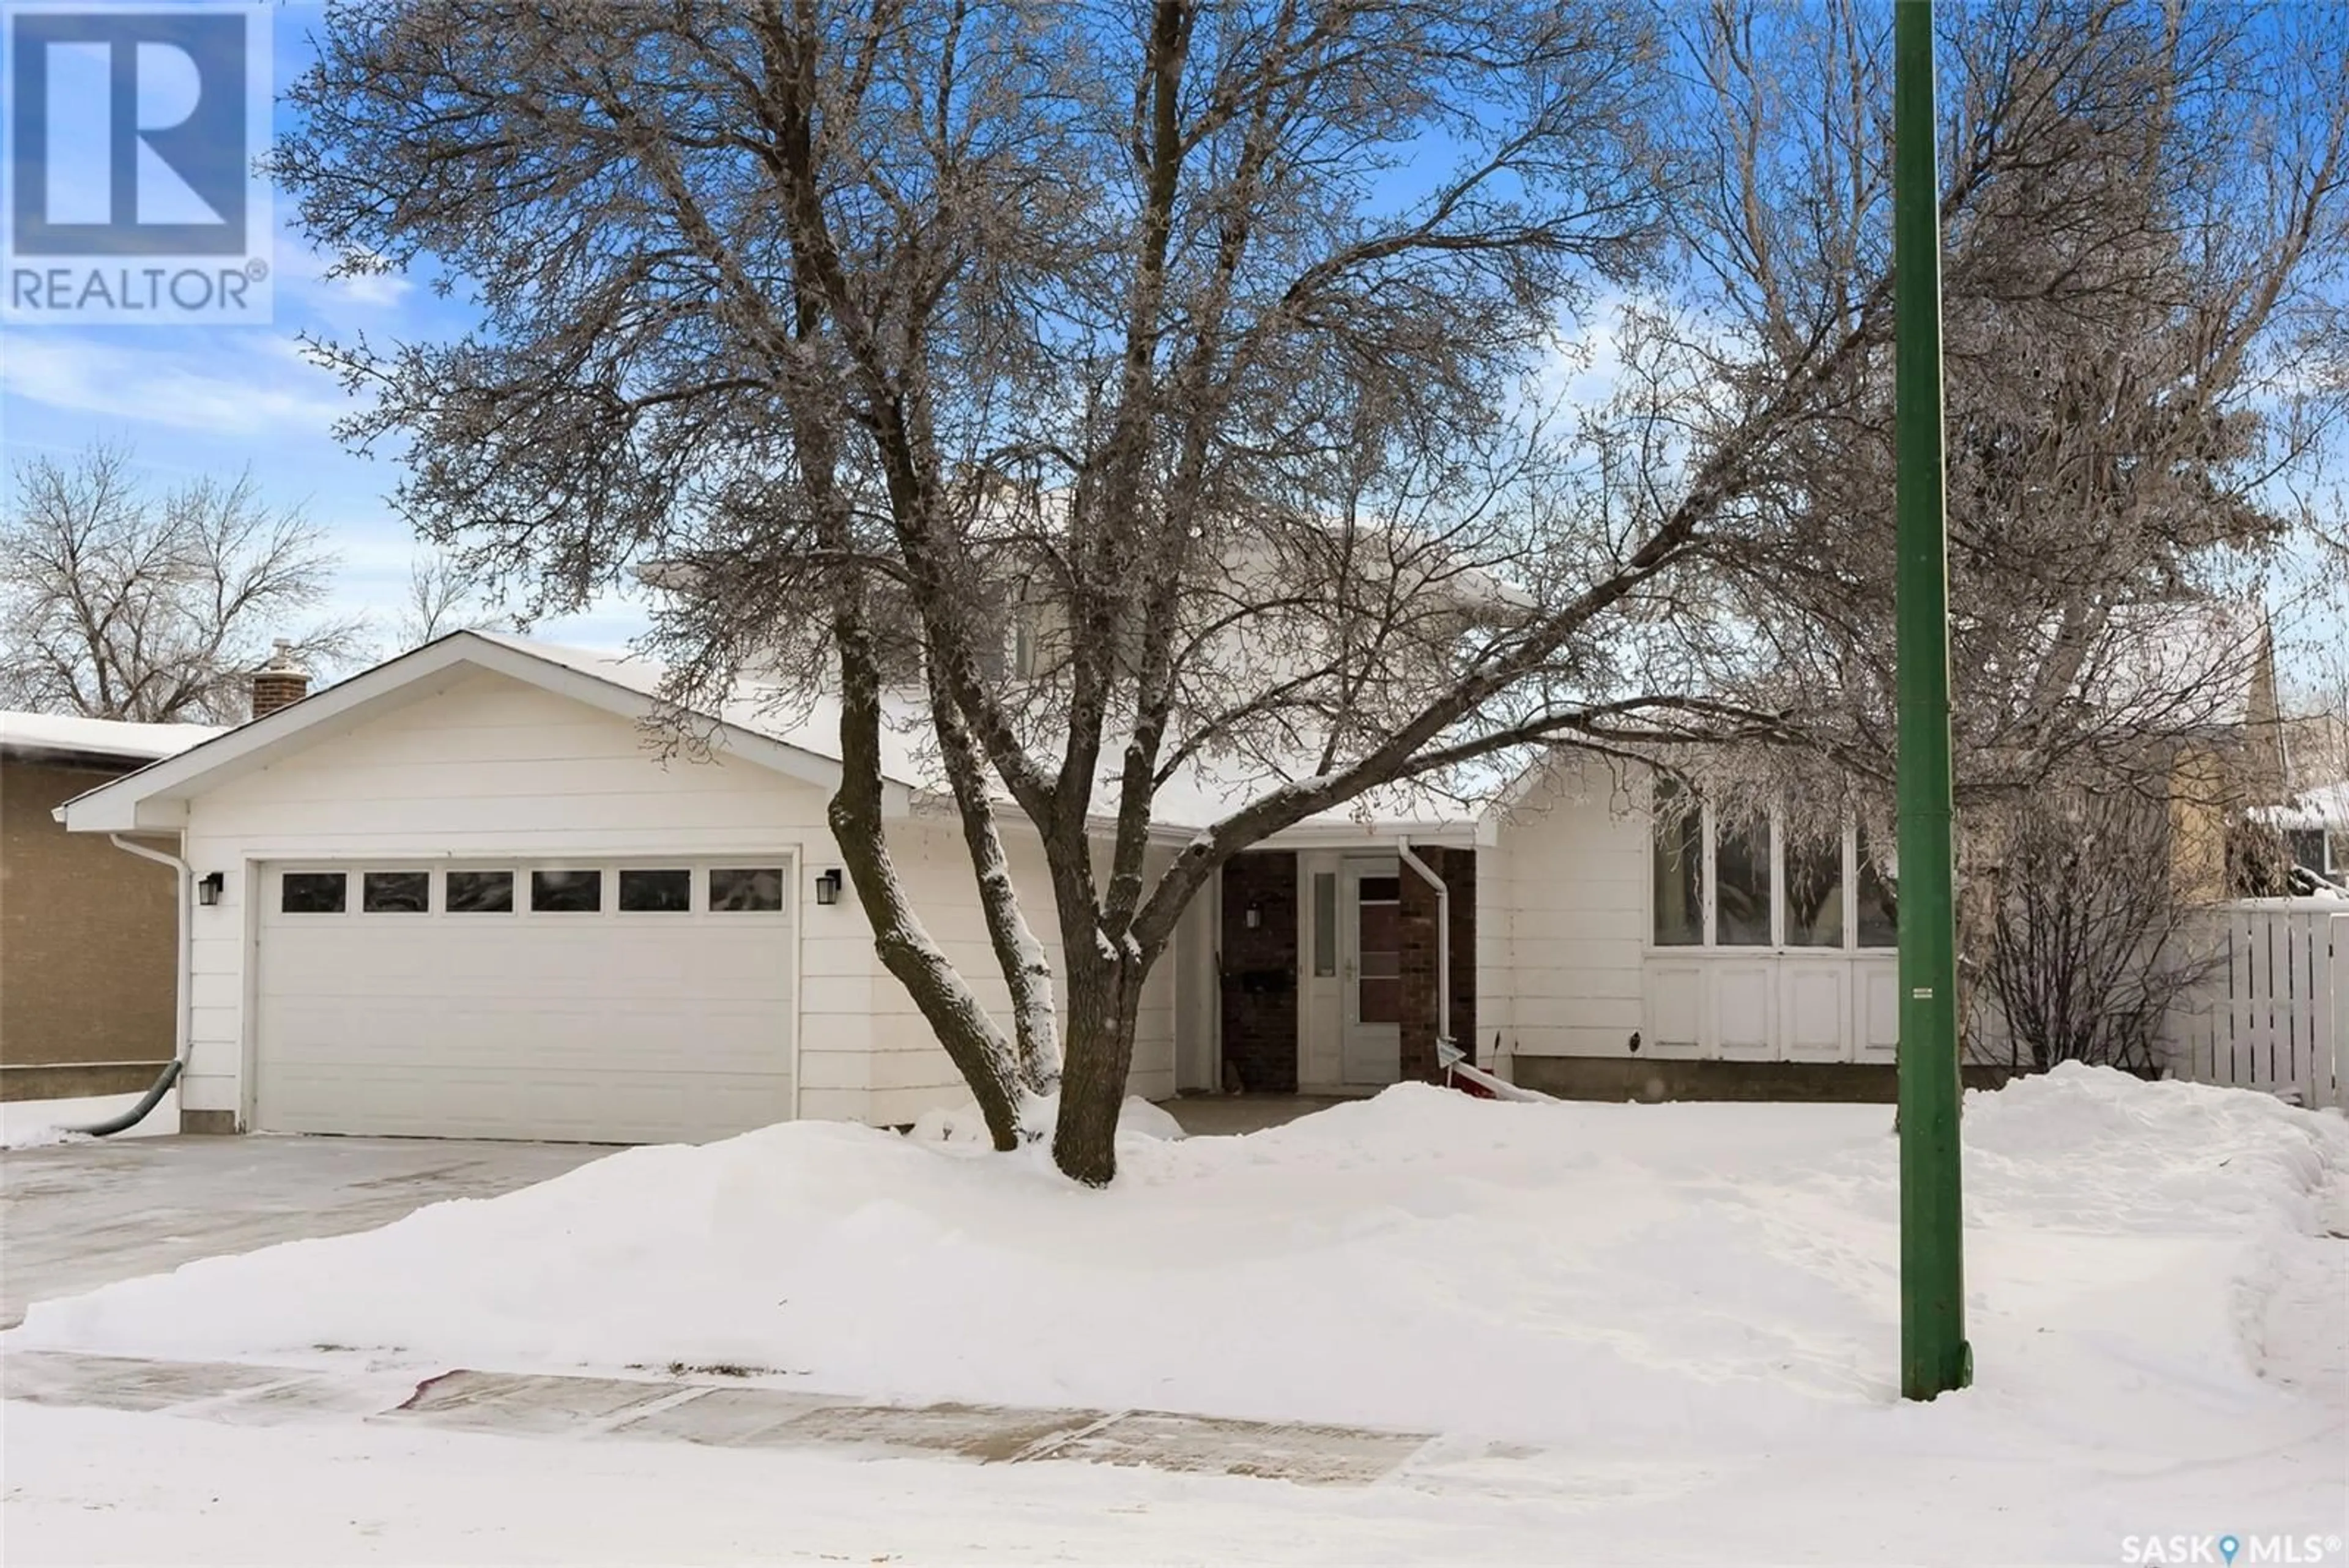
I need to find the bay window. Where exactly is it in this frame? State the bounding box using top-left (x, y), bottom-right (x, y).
top-left (1650, 791), bottom-right (1898, 950)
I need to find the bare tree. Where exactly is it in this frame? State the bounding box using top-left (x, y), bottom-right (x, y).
top-left (1979, 793), bottom-right (2218, 1075)
top-left (1, 444), bottom-right (367, 724)
top-left (397, 551), bottom-right (514, 648)
top-left (280, 0), bottom-right (2347, 1181)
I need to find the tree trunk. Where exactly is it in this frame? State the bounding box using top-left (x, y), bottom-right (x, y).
top-left (829, 601), bottom-right (1027, 1151)
top-left (1051, 947), bottom-right (1146, 1186)
top-left (926, 666), bottom-right (1061, 1101)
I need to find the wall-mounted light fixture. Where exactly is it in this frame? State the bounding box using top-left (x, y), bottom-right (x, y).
top-left (197, 871), bottom-right (226, 908)
top-left (814, 868), bottom-right (844, 907)
top-left (1244, 902), bottom-right (1261, 929)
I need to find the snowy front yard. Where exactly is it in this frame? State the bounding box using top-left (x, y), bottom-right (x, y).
top-left (6, 1066), bottom-right (2345, 1565)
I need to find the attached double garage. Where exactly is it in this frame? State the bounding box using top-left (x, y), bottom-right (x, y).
top-left (54, 634), bottom-right (929, 1144)
top-left (255, 858), bottom-right (793, 1142)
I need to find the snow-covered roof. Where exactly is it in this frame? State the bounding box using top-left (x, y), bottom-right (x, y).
top-left (467, 632), bottom-right (938, 794)
top-left (481, 635), bottom-right (1471, 840)
top-left (54, 631), bottom-right (1470, 843)
top-left (2084, 600), bottom-right (2273, 730)
top-left (2257, 779), bottom-right (2349, 830)
top-left (0, 710), bottom-right (224, 764)
top-left (1142, 754), bottom-right (1473, 841)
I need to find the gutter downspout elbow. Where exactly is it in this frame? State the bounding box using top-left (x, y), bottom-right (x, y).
top-left (1396, 838), bottom-right (1454, 1072)
top-left (64, 836), bottom-right (194, 1137)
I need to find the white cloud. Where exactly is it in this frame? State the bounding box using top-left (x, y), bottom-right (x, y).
top-left (1, 331), bottom-right (347, 437)
top-left (271, 237), bottom-right (418, 314)
top-left (335, 272), bottom-right (414, 308)
top-left (1529, 291), bottom-right (1638, 415)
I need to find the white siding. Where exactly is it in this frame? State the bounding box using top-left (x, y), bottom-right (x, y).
top-left (1127, 846), bottom-right (1179, 1102)
top-left (1474, 820), bottom-right (1514, 1067)
top-left (179, 667), bottom-right (1179, 1130)
top-left (859, 827), bottom-right (1178, 1123)
top-left (1483, 754), bottom-right (1650, 1059)
top-left (1171, 876), bottom-right (1221, 1091)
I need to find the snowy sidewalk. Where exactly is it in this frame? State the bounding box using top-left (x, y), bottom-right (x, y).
top-left (2, 1350), bottom-right (1438, 1487)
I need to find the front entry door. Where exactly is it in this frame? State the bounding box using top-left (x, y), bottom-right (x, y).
top-left (1340, 858), bottom-right (1403, 1086)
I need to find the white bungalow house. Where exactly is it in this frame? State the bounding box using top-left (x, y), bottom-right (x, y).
top-left (56, 631), bottom-right (1481, 1140)
top-left (58, 607), bottom-right (2281, 1141)
top-left (69, 587), bottom-right (2292, 1142)
top-left (46, 626), bottom-right (1920, 1144)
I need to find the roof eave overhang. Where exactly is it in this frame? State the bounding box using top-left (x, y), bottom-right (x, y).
top-left (4, 743), bottom-right (175, 773)
top-left (1057, 810), bottom-right (1475, 852)
top-left (1256, 820), bottom-right (1476, 849)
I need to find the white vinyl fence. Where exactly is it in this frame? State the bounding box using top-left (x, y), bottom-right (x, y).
top-left (2162, 899), bottom-right (2347, 1108)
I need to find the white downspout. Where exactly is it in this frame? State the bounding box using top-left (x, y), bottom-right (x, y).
top-left (1395, 838), bottom-right (1455, 1067)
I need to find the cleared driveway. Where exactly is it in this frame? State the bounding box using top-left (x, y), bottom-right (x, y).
top-left (1, 1135), bottom-right (608, 1329)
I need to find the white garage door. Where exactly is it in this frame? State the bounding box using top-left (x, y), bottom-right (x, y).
top-left (256, 859), bottom-right (794, 1143)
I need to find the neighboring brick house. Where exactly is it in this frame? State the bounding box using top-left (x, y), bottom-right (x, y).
top-left (1, 713), bottom-right (221, 1105)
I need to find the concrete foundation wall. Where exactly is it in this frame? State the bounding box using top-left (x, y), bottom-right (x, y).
top-left (1510, 1055), bottom-right (2017, 1104)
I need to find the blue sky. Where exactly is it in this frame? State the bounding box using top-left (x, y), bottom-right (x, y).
top-left (0, 2), bottom-right (648, 654)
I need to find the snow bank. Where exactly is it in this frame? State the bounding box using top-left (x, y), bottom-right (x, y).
top-left (905, 1093), bottom-right (1185, 1146)
top-left (10, 1069), bottom-right (2343, 1462)
top-left (1964, 1063), bottom-right (2341, 1235)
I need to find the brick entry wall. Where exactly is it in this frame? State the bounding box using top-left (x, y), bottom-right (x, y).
top-left (1219, 851), bottom-right (1298, 1093)
top-left (1399, 847), bottom-right (1477, 1083)
top-left (0, 759), bottom-right (178, 1099)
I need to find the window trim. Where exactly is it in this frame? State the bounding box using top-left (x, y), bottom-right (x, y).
top-left (708, 866), bottom-right (789, 914)
top-left (615, 866), bottom-right (695, 914)
top-left (359, 869), bottom-right (432, 915)
top-left (278, 870), bottom-right (349, 915)
top-left (528, 867), bottom-right (606, 915)
top-left (444, 867), bottom-right (519, 915)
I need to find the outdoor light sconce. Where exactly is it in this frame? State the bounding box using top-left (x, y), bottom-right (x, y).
top-left (197, 871), bottom-right (226, 907)
top-left (815, 868), bottom-right (844, 907)
top-left (1245, 902), bottom-right (1261, 929)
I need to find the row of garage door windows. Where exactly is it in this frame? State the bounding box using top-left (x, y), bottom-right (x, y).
top-left (279, 866), bottom-right (789, 916)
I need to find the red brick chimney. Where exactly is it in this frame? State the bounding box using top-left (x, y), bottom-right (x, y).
top-left (250, 639), bottom-right (311, 721)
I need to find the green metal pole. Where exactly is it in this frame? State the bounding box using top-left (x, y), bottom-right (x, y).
top-left (1893, 0), bottom-right (1971, 1402)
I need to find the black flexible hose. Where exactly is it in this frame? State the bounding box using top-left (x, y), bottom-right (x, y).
top-left (61, 1059), bottom-right (184, 1137)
